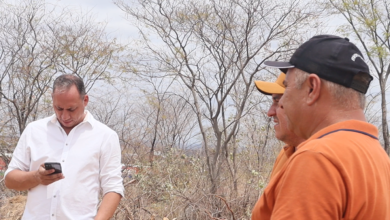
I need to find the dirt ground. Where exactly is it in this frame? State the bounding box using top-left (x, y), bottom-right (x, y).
top-left (0, 195), bottom-right (26, 220)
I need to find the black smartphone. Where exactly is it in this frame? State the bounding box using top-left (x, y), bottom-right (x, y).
top-left (44, 162), bottom-right (62, 174)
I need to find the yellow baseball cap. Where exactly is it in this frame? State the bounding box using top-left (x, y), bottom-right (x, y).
top-left (254, 72), bottom-right (285, 95)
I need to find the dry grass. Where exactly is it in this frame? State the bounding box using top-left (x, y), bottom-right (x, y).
top-left (0, 147), bottom-right (278, 220)
top-left (112, 148), bottom-right (275, 219)
top-left (0, 195), bottom-right (26, 220)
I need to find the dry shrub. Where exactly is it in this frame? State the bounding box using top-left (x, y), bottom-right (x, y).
top-left (114, 148), bottom-right (274, 220)
top-left (0, 195), bottom-right (26, 220)
top-left (0, 146), bottom-right (278, 220)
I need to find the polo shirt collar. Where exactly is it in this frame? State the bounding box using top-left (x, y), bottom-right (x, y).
top-left (297, 120), bottom-right (378, 150)
top-left (283, 145), bottom-right (295, 158)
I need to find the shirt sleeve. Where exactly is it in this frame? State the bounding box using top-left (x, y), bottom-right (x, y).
top-left (4, 125), bottom-right (31, 178)
top-left (271, 150), bottom-right (346, 220)
top-left (99, 131), bottom-right (124, 197)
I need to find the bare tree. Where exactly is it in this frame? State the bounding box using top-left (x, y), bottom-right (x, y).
top-left (155, 92), bottom-right (198, 151)
top-left (0, 0), bottom-right (61, 134)
top-left (53, 11), bottom-right (123, 92)
top-left (116, 0), bottom-right (320, 200)
top-left (325, 0), bottom-right (390, 154)
top-left (134, 83), bottom-right (198, 165)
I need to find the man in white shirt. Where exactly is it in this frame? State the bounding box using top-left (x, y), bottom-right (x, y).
top-left (4, 74), bottom-right (124, 220)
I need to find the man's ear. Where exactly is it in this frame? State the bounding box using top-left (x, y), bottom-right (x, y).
top-left (306, 74), bottom-right (321, 106)
top-left (83, 94), bottom-right (89, 107)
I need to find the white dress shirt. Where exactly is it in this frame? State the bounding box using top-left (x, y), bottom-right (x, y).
top-left (5, 111), bottom-right (124, 220)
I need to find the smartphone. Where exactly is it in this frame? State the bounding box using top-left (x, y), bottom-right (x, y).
top-left (44, 162), bottom-right (62, 174)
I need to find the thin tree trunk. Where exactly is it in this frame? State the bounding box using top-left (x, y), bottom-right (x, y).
top-left (380, 80), bottom-right (389, 154)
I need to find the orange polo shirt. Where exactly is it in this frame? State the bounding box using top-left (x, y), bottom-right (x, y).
top-left (252, 120), bottom-right (390, 220)
top-left (270, 145), bottom-right (295, 179)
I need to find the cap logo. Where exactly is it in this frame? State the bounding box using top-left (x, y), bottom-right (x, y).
top-left (351, 53), bottom-right (364, 62)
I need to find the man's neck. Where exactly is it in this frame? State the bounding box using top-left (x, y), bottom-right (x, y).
top-left (307, 108), bottom-right (366, 139)
top-left (63, 127), bottom-right (72, 135)
top-left (60, 112), bottom-right (87, 135)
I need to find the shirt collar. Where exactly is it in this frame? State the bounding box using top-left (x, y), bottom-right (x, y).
top-left (297, 120), bottom-right (378, 150)
top-left (49, 110), bottom-right (96, 128)
top-left (283, 145), bottom-right (295, 158)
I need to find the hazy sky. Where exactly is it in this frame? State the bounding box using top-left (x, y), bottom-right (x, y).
top-left (47, 0), bottom-right (137, 43)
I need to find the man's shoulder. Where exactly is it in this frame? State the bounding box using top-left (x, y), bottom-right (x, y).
top-left (300, 121), bottom-right (378, 150)
top-left (93, 120), bottom-right (116, 133)
top-left (298, 133), bottom-right (358, 152)
top-left (87, 115), bottom-right (117, 136)
top-left (295, 128), bottom-right (382, 164)
top-left (25, 115), bottom-right (53, 129)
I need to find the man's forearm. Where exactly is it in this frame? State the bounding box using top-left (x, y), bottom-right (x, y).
top-left (95, 192), bottom-right (122, 220)
top-left (5, 166), bottom-right (64, 191)
top-left (5, 169), bottom-right (40, 191)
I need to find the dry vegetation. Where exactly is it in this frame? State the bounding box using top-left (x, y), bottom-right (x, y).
top-left (114, 148), bottom-right (279, 219)
top-left (0, 144), bottom-right (281, 220)
top-left (0, 189), bottom-right (26, 220)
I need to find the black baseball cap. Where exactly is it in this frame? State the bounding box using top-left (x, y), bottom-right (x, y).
top-left (264, 35), bottom-right (373, 94)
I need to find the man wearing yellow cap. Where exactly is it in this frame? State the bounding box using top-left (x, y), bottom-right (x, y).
top-left (251, 73), bottom-right (305, 219)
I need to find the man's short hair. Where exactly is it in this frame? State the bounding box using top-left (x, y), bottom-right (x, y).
top-left (53, 74), bottom-right (86, 98)
top-left (294, 68), bottom-right (366, 109)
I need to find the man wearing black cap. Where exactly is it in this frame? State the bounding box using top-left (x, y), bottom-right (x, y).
top-left (252, 35), bottom-right (390, 219)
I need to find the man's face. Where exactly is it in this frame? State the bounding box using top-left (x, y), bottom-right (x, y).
top-left (268, 93), bottom-right (302, 146)
top-left (268, 94), bottom-right (284, 140)
top-left (278, 68), bottom-right (306, 137)
top-left (52, 85), bottom-right (88, 132)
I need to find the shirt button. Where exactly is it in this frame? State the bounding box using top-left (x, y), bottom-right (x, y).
top-left (66, 143), bottom-right (68, 146)
top-left (62, 160), bottom-right (65, 162)
top-left (52, 214), bottom-right (54, 216)
top-left (54, 195), bottom-right (56, 198)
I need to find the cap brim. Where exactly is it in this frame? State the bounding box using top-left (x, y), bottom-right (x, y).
top-left (254, 81), bottom-right (285, 95)
top-left (264, 61), bottom-right (294, 73)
